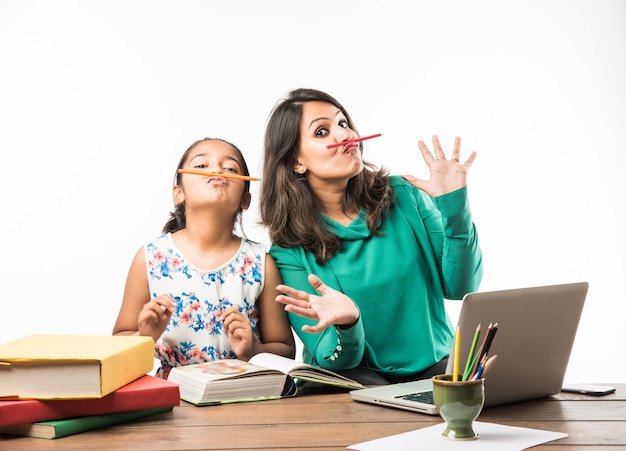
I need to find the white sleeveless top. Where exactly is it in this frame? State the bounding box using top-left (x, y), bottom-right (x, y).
top-left (144, 233), bottom-right (266, 377)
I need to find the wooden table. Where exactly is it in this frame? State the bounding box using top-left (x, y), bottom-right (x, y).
top-left (1, 384), bottom-right (624, 450)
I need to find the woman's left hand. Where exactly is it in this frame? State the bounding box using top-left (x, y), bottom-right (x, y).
top-left (402, 135), bottom-right (476, 197)
top-left (276, 274), bottom-right (359, 334)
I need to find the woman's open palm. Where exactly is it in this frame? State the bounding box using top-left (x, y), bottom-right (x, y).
top-left (276, 274), bottom-right (359, 334)
top-left (402, 135), bottom-right (476, 197)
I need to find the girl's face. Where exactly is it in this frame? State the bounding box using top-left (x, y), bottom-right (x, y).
top-left (295, 101), bottom-right (364, 185)
top-left (174, 140), bottom-right (250, 212)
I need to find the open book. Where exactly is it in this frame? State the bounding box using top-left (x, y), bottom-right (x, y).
top-left (166, 353), bottom-right (364, 405)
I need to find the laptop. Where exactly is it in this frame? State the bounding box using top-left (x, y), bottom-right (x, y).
top-left (350, 282), bottom-right (588, 415)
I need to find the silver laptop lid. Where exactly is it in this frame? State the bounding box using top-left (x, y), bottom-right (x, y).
top-left (448, 282), bottom-right (588, 407)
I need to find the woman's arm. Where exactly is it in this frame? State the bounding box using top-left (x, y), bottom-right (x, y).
top-left (432, 186), bottom-right (483, 298)
top-left (400, 136), bottom-right (483, 299)
top-left (271, 247), bottom-right (366, 370)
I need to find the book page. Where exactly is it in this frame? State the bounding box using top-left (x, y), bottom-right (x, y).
top-left (170, 359), bottom-right (280, 383)
top-left (249, 353), bottom-right (364, 389)
top-left (249, 353), bottom-right (305, 375)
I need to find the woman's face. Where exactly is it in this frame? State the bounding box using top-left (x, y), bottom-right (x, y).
top-left (295, 101), bottom-right (364, 186)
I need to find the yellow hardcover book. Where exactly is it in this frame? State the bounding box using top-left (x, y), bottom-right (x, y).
top-left (0, 335), bottom-right (154, 399)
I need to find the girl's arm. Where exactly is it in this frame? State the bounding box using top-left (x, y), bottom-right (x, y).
top-left (112, 247), bottom-right (175, 341)
top-left (246, 254), bottom-right (296, 359)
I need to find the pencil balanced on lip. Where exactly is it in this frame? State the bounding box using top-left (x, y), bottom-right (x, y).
top-left (326, 133), bottom-right (382, 149)
top-left (180, 134), bottom-right (383, 179)
top-left (177, 169), bottom-right (261, 181)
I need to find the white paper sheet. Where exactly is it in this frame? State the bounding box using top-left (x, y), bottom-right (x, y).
top-left (348, 421), bottom-right (568, 450)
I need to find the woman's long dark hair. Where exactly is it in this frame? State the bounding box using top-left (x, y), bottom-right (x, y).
top-left (259, 88), bottom-right (392, 265)
top-left (163, 138), bottom-right (251, 235)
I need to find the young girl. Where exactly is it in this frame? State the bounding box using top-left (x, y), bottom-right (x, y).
top-left (113, 138), bottom-right (295, 378)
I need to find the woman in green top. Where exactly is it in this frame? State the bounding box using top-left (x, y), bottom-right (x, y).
top-left (259, 88), bottom-right (483, 384)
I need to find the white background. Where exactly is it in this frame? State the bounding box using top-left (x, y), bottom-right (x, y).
top-left (1, 0), bottom-right (624, 383)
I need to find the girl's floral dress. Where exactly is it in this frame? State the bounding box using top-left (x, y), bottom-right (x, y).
top-left (145, 233), bottom-right (266, 378)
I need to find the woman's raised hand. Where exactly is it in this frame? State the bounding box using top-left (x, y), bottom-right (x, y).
top-left (402, 135), bottom-right (476, 198)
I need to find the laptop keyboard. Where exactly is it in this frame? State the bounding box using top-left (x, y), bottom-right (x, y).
top-left (396, 390), bottom-right (434, 404)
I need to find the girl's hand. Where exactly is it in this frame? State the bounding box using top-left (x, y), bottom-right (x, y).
top-left (219, 306), bottom-right (255, 360)
top-left (402, 135), bottom-right (476, 197)
top-left (138, 294), bottom-right (176, 342)
top-left (276, 274), bottom-right (359, 334)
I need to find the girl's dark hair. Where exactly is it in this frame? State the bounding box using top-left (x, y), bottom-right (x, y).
top-left (259, 88), bottom-right (392, 265)
top-left (163, 137), bottom-right (251, 235)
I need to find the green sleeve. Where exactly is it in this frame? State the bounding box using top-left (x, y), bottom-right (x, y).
top-left (431, 185), bottom-right (484, 299)
top-left (270, 245), bottom-right (366, 370)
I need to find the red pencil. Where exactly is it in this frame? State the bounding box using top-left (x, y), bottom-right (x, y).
top-left (326, 133), bottom-right (382, 149)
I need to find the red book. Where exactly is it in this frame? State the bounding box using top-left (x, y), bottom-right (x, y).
top-left (0, 374), bottom-right (179, 428)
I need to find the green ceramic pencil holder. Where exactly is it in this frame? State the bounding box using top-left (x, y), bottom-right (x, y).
top-left (432, 374), bottom-right (485, 440)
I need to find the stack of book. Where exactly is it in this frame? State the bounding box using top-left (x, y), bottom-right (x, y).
top-left (0, 334), bottom-right (180, 439)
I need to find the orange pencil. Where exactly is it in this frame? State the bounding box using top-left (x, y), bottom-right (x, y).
top-left (177, 169), bottom-right (260, 181)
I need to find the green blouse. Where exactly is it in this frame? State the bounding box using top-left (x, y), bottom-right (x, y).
top-left (270, 176), bottom-right (483, 376)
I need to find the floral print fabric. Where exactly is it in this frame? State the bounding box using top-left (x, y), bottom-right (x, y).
top-left (145, 233), bottom-right (266, 377)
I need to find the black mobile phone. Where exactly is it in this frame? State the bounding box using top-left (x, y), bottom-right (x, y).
top-left (560, 383), bottom-right (616, 396)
